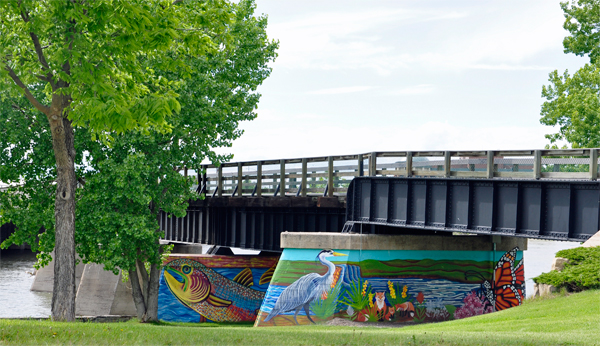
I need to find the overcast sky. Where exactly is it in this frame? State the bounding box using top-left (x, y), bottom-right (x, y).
top-left (218, 0), bottom-right (586, 162)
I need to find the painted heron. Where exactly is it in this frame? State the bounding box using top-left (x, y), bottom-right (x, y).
top-left (264, 249), bottom-right (347, 324)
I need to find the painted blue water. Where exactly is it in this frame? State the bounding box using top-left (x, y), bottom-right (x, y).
top-left (158, 269), bottom-right (201, 322)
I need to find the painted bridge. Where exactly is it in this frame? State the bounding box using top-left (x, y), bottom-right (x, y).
top-left (161, 148), bottom-right (600, 251)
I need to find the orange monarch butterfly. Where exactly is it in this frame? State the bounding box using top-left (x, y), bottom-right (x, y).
top-left (466, 247), bottom-right (524, 311)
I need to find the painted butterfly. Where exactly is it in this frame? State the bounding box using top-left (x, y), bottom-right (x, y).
top-left (482, 247), bottom-right (525, 311)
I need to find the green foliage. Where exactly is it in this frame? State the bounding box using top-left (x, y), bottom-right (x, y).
top-left (0, 0), bottom-right (278, 274)
top-left (540, 63), bottom-right (600, 147)
top-left (533, 246), bottom-right (600, 291)
top-left (540, 0), bottom-right (600, 148)
top-left (73, 0), bottom-right (277, 274)
top-left (0, 0), bottom-right (236, 136)
top-left (562, 0), bottom-right (600, 63)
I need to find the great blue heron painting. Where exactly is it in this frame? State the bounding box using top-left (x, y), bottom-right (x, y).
top-left (264, 249), bottom-right (347, 324)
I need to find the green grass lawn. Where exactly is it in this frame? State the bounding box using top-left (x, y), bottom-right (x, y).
top-left (1, 290), bottom-right (599, 346)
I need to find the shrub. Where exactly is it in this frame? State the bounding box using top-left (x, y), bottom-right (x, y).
top-left (533, 246), bottom-right (600, 291)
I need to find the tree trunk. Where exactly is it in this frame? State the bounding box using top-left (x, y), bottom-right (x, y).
top-left (49, 112), bottom-right (77, 322)
top-left (129, 267), bottom-right (147, 321)
top-left (145, 262), bottom-right (161, 322)
top-left (136, 258), bottom-right (150, 308)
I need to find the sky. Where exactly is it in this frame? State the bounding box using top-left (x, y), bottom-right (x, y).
top-left (217, 0), bottom-right (587, 162)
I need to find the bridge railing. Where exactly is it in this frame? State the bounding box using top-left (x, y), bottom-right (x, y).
top-left (179, 149), bottom-right (599, 198)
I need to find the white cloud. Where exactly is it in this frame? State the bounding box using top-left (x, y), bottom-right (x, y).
top-left (470, 64), bottom-right (551, 71)
top-left (389, 84), bottom-right (435, 95)
top-left (307, 86), bottom-right (375, 95)
top-left (267, 7), bottom-right (469, 75)
top-left (217, 117), bottom-right (552, 162)
top-left (266, 1), bottom-right (568, 74)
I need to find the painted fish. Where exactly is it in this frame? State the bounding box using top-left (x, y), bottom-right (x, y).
top-left (163, 258), bottom-right (266, 322)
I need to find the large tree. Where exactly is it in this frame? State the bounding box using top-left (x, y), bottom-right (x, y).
top-left (541, 0), bottom-right (600, 148)
top-left (0, 0), bottom-right (237, 321)
top-left (0, 0), bottom-right (277, 322)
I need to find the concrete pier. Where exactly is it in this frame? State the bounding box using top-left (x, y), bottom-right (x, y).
top-left (30, 258), bottom-right (136, 316)
top-left (281, 232), bottom-right (527, 252)
top-left (256, 232), bottom-right (527, 327)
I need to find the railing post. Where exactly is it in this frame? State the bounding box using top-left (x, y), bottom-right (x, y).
top-left (444, 151), bottom-right (451, 178)
top-left (301, 158), bottom-right (307, 197)
top-left (202, 165), bottom-right (207, 193)
top-left (237, 162), bottom-right (243, 197)
top-left (486, 151), bottom-right (494, 179)
top-left (280, 159), bottom-right (286, 197)
top-left (406, 151), bottom-right (413, 177)
top-left (328, 156), bottom-right (334, 197)
top-left (590, 149), bottom-right (598, 181)
top-left (256, 161), bottom-right (262, 197)
top-left (196, 166), bottom-right (204, 191)
top-left (533, 150), bottom-right (541, 180)
top-left (369, 152), bottom-right (377, 176)
top-left (357, 154), bottom-right (364, 177)
top-left (217, 165), bottom-right (223, 197)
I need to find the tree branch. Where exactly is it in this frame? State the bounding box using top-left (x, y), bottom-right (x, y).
top-left (4, 64), bottom-right (51, 115)
top-left (18, 0), bottom-right (56, 88)
top-left (29, 32), bottom-right (51, 72)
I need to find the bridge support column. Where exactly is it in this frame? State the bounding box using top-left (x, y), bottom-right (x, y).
top-left (255, 232), bottom-right (527, 327)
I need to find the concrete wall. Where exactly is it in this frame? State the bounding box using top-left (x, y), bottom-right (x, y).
top-left (255, 233), bottom-right (526, 327)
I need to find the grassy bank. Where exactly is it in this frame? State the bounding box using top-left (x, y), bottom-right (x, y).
top-left (1, 290), bottom-right (598, 345)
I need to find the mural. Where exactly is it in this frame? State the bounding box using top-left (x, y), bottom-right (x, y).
top-left (255, 247), bottom-right (524, 326)
top-left (159, 255), bottom-right (279, 323)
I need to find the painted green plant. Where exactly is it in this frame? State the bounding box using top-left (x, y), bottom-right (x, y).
top-left (385, 281), bottom-right (412, 306)
top-left (338, 278), bottom-right (372, 318)
top-left (310, 280), bottom-right (343, 320)
top-left (413, 291), bottom-right (427, 323)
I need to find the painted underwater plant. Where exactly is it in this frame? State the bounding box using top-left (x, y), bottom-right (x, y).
top-left (163, 258), bottom-right (271, 322)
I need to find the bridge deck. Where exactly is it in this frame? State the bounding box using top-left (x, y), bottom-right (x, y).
top-left (343, 177), bottom-right (599, 242)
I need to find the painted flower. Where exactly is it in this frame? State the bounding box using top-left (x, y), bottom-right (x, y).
top-left (402, 285), bottom-right (408, 299)
top-left (388, 281), bottom-right (396, 299)
top-left (362, 280), bottom-right (368, 296)
top-left (368, 293), bottom-right (374, 308)
top-left (454, 291), bottom-right (493, 319)
top-left (416, 291), bottom-right (424, 304)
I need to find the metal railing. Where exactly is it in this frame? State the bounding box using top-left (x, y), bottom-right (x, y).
top-left (179, 149), bottom-right (600, 198)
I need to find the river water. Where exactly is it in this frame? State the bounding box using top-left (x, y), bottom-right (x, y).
top-left (0, 239), bottom-right (580, 318)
